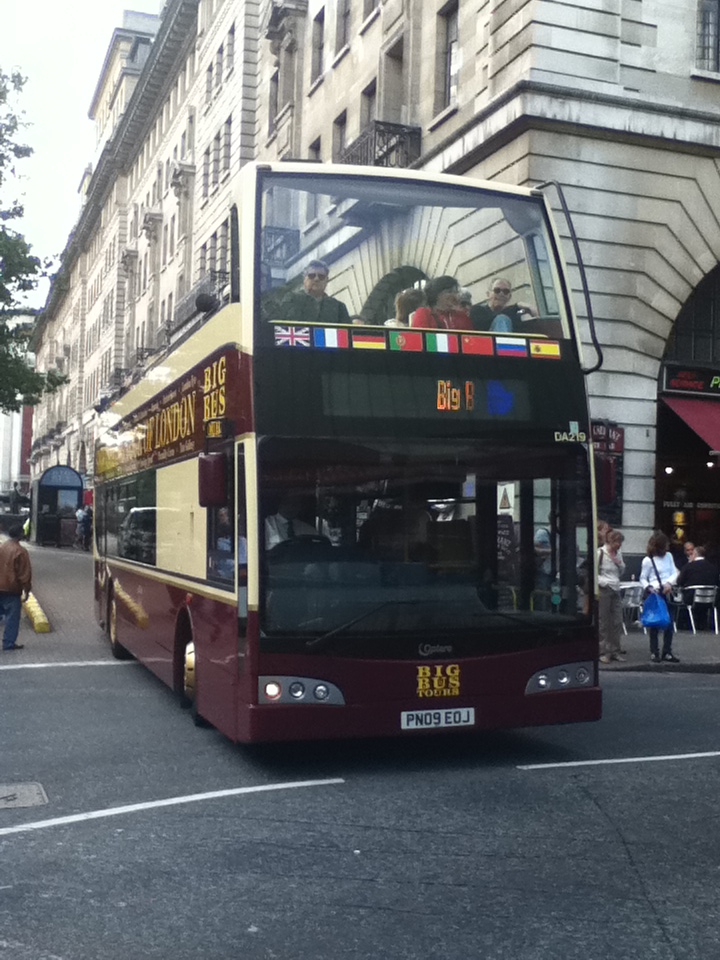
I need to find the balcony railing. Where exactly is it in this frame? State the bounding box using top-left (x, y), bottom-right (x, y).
top-left (171, 270), bottom-right (230, 333)
top-left (340, 120), bottom-right (421, 169)
top-left (261, 226), bottom-right (300, 267)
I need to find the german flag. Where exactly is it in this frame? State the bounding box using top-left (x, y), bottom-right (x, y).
top-left (352, 332), bottom-right (386, 350)
top-left (529, 340), bottom-right (561, 359)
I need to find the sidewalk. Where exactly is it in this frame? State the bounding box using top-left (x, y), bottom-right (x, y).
top-left (0, 539), bottom-right (106, 662)
top-left (601, 617), bottom-right (720, 673)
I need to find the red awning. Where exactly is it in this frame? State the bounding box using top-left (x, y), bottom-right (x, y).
top-left (662, 396), bottom-right (720, 452)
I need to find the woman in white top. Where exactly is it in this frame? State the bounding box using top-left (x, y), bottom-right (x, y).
top-left (598, 529), bottom-right (626, 663)
top-left (639, 531), bottom-right (680, 663)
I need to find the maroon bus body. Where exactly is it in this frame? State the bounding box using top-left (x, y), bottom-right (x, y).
top-left (96, 562), bottom-right (600, 743)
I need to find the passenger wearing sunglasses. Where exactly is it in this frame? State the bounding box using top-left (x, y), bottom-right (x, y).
top-left (277, 259), bottom-right (350, 325)
top-left (469, 278), bottom-right (537, 333)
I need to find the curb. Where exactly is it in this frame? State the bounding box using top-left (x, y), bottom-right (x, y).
top-left (22, 593), bottom-right (51, 633)
top-left (601, 662), bottom-right (720, 675)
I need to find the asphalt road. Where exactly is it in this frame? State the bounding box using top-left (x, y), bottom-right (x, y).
top-left (2, 550), bottom-right (720, 959)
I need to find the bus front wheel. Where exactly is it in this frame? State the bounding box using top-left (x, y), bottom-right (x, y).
top-left (108, 592), bottom-right (131, 661)
top-left (183, 639), bottom-right (208, 727)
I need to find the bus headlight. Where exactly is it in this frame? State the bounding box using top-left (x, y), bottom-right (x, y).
top-left (264, 681), bottom-right (282, 700)
top-left (525, 661), bottom-right (595, 694)
top-left (289, 681), bottom-right (306, 699)
top-left (258, 677), bottom-right (345, 705)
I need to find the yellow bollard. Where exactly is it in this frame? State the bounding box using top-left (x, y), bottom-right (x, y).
top-left (22, 592), bottom-right (51, 633)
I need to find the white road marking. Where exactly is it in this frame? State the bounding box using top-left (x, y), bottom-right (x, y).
top-left (519, 751), bottom-right (720, 771)
top-left (0, 779), bottom-right (345, 837)
top-left (0, 660), bottom-right (138, 671)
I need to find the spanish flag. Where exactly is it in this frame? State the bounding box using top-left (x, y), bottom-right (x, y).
top-left (529, 340), bottom-right (561, 359)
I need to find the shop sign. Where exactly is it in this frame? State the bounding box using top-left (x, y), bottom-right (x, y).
top-left (663, 364), bottom-right (720, 397)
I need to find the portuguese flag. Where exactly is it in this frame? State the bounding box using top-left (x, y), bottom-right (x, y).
top-left (389, 330), bottom-right (423, 352)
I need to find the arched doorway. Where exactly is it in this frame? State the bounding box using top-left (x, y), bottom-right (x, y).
top-left (657, 266), bottom-right (720, 561)
top-left (360, 265), bottom-right (426, 324)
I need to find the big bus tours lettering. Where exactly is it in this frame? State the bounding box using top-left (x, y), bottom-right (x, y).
top-left (416, 664), bottom-right (461, 698)
top-left (202, 355), bottom-right (226, 422)
top-left (144, 393), bottom-right (197, 452)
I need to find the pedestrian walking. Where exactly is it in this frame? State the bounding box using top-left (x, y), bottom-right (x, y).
top-left (598, 529), bottom-right (625, 663)
top-left (640, 531), bottom-right (680, 663)
top-left (0, 524), bottom-right (32, 651)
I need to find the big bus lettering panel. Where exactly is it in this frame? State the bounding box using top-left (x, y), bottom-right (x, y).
top-left (95, 346), bottom-right (248, 482)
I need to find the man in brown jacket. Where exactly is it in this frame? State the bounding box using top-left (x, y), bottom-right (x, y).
top-left (0, 524), bottom-right (32, 651)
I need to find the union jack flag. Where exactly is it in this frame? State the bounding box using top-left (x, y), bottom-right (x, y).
top-left (274, 325), bottom-right (311, 347)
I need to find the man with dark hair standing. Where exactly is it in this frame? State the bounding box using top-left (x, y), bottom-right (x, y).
top-left (0, 524), bottom-right (32, 651)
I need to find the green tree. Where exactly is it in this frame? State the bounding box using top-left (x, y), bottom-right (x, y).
top-left (0, 68), bottom-right (65, 413)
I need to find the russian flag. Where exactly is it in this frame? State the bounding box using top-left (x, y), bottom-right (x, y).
top-left (314, 327), bottom-right (350, 349)
top-left (495, 337), bottom-right (527, 358)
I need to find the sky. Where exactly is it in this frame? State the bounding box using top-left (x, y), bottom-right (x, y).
top-left (0, 1), bottom-right (163, 308)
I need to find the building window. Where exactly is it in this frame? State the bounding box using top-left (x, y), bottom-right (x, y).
top-left (307, 139), bottom-right (321, 221)
top-left (438, 2), bottom-right (459, 110)
top-left (215, 43), bottom-right (224, 89)
top-left (333, 111), bottom-right (347, 160)
top-left (311, 8), bottom-right (325, 83)
top-left (219, 219), bottom-right (229, 274)
top-left (363, 0), bottom-right (379, 18)
top-left (269, 69), bottom-right (279, 134)
top-left (336, 0), bottom-right (351, 52)
top-left (227, 24), bottom-right (235, 75)
top-left (698, 0), bottom-right (720, 71)
top-left (223, 116), bottom-right (232, 172)
top-left (202, 147), bottom-right (210, 199)
top-left (206, 63), bottom-right (214, 104)
top-left (361, 79), bottom-right (377, 129)
top-left (212, 132), bottom-right (221, 188)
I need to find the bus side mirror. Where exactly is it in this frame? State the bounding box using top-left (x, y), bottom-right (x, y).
top-left (198, 453), bottom-right (227, 507)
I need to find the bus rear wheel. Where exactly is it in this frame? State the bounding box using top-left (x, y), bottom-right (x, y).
top-left (108, 592), bottom-right (131, 661)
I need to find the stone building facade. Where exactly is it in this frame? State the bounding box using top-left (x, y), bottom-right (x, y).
top-left (32, 0), bottom-right (720, 560)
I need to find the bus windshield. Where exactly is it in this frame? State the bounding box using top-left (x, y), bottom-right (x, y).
top-left (257, 170), bottom-right (569, 340)
top-left (259, 438), bottom-right (592, 653)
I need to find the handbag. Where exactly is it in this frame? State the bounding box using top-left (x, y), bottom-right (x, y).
top-left (640, 591), bottom-right (671, 629)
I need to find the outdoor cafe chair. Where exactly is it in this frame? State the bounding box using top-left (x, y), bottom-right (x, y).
top-left (674, 585), bottom-right (719, 635)
top-left (619, 582), bottom-right (644, 635)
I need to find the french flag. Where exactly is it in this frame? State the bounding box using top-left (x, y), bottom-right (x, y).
top-left (314, 327), bottom-right (350, 349)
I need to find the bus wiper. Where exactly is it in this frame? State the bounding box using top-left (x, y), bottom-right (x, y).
top-left (306, 600), bottom-right (426, 653)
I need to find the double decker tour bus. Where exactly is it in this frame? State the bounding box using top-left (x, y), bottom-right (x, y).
top-left (94, 162), bottom-right (601, 743)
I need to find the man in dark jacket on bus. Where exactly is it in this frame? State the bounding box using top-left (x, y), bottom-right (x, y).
top-left (0, 524), bottom-right (32, 650)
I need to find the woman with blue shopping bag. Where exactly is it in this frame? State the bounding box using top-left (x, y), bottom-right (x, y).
top-left (640, 531), bottom-right (680, 663)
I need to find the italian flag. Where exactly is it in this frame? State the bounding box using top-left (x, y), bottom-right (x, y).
top-left (425, 332), bottom-right (459, 353)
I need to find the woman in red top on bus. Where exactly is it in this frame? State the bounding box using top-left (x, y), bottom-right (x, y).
top-left (410, 276), bottom-right (471, 330)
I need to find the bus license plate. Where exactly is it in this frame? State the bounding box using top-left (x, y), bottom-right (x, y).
top-left (400, 707), bottom-right (475, 730)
